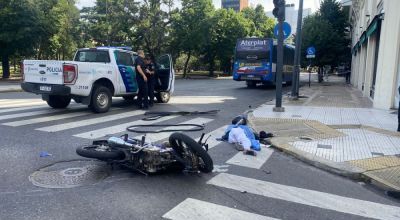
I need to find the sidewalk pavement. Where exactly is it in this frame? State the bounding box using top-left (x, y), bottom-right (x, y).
top-left (0, 80), bottom-right (23, 93)
top-left (249, 73), bottom-right (400, 192)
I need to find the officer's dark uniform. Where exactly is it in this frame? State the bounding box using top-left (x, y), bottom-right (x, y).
top-left (145, 62), bottom-right (155, 107)
top-left (135, 56), bottom-right (149, 109)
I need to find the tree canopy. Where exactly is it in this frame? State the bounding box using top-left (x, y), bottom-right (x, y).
top-left (301, 0), bottom-right (350, 67)
top-left (0, 0), bottom-right (276, 78)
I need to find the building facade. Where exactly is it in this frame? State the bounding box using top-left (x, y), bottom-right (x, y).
top-left (350, 0), bottom-right (400, 109)
top-left (221, 0), bottom-right (248, 12)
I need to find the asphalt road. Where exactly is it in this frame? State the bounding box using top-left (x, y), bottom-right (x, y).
top-left (0, 78), bottom-right (399, 220)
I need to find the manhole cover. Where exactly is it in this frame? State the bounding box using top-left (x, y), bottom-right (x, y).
top-left (29, 160), bottom-right (110, 188)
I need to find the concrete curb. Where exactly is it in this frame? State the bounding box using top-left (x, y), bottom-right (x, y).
top-left (268, 137), bottom-right (365, 180)
top-left (269, 137), bottom-right (400, 192)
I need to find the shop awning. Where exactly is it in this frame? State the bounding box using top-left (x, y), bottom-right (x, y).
top-left (360, 32), bottom-right (366, 45)
top-left (366, 19), bottom-right (378, 38)
top-left (351, 13), bottom-right (384, 56)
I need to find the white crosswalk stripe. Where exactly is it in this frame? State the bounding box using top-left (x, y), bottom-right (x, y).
top-left (73, 115), bottom-right (179, 139)
top-left (2, 111), bottom-right (91, 127)
top-left (136, 117), bottom-right (214, 143)
top-left (36, 110), bottom-right (146, 132)
top-left (195, 125), bottom-right (227, 150)
top-left (0, 99), bottom-right (39, 104)
top-left (0, 105), bottom-right (50, 114)
top-left (0, 101), bottom-right (46, 108)
top-left (163, 198), bottom-right (279, 220)
top-left (207, 173), bottom-right (400, 220)
top-left (226, 146), bottom-right (274, 169)
top-left (0, 109), bottom-right (65, 121)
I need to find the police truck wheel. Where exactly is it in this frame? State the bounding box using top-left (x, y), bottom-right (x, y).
top-left (90, 86), bottom-right (112, 113)
top-left (246, 81), bottom-right (257, 88)
top-left (156, 91), bottom-right (170, 103)
top-left (46, 95), bottom-right (71, 109)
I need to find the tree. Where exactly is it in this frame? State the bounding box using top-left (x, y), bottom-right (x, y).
top-left (241, 5), bottom-right (275, 38)
top-left (301, 0), bottom-right (350, 69)
top-left (0, 0), bottom-right (41, 78)
top-left (135, 0), bottom-right (177, 58)
top-left (170, 0), bottom-right (214, 78)
top-left (82, 0), bottom-right (140, 47)
top-left (204, 9), bottom-right (252, 76)
top-left (49, 0), bottom-right (81, 60)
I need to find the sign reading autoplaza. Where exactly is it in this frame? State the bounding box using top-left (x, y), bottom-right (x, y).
top-left (236, 38), bottom-right (269, 51)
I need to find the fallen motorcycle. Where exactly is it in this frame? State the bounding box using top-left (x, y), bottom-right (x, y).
top-left (76, 132), bottom-right (213, 174)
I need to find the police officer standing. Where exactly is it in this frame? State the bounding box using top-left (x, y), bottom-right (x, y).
top-left (135, 50), bottom-right (149, 109)
top-left (144, 55), bottom-right (155, 107)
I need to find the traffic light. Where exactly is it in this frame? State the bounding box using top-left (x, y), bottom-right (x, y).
top-left (273, 0), bottom-right (285, 21)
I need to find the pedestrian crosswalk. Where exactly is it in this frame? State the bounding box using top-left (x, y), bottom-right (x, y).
top-left (207, 173), bottom-right (400, 220)
top-left (163, 198), bottom-right (279, 220)
top-left (2, 99), bottom-right (399, 219)
top-left (0, 99), bottom-right (221, 144)
top-left (2, 111), bottom-right (91, 127)
top-left (36, 110), bottom-right (146, 132)
top-left (163, 173), bottom-right (400, 220)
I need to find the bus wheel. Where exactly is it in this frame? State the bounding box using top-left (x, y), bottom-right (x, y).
top-left (246, 81), bottom-right (257, 88)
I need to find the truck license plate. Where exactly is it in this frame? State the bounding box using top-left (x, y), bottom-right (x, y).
top-left (39, 85), bottom-right (52, 92)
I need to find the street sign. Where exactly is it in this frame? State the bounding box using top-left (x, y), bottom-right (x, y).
top-left (274, 22), bottom-right (291, 39)
top-left (306, 46), bottom-right (316, 59)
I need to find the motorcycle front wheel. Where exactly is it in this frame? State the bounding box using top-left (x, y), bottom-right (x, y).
top-left (169, 133), bottom-right (213, 173)
top-left (76, 145), bottom-right (125, 160)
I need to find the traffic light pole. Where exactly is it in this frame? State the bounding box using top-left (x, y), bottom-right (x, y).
top-left (290, 0), bottom-right (304, 99)
top-left (273, 19), bottom-right (285, 112)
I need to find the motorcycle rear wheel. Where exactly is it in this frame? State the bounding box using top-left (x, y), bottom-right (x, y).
top-left (76, 145), bottom-right (125, 160)
top-left (169, 133), bottom-right (213, 173)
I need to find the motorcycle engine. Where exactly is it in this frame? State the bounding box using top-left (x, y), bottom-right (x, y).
top-left (140, 146), bottom-right (174, 173)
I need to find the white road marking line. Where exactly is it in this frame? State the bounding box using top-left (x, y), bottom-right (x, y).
top-left (162, 198), bottom-right (279, 220)
top-left (226, 147), bottom-right (273, 169)
top-left (74, 115), bottom-right (179, 139)
top-left (0, 102), bottom-right (82, 113)
top-left (0, 101), bottom-right (46, 108)
top-left (36, 110), bottom-right (145, 132)
top-left (207, 173), bottom-right (400, 220)
top-left (0, 105), bottom-right (51, 114)
top-left (0, 99), bottom-right (40, 104)
top-left (2, 111), bottom-right (91, 127)
top-left (137, 118), bottom-right (214, 143)
top-left (0, 109), bottom-right (65, 121)
top-left (195, 125), bottom-right (227, 149)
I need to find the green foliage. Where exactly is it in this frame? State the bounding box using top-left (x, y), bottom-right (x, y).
top-left (81, 0), bottom-right (140, 47)
top-left (0, 0), bottom-right (42, 78)
top-left (301, 0), bottom-right (350, 67)
top-left (170, 0), bottom-right (214, 77)
top-left (135, 0), bottom-right (177, 58)
top-left (241, 5), bottom-right (275, 38)
top-left (1, 0), bottom-right (276, 78)
top-left (204, 8), bottom-right (252, 75)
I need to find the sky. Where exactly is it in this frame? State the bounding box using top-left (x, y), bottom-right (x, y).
top-left (75, 0), bottom-right (321, 12)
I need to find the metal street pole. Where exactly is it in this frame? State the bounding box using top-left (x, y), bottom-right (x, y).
top-left (274, 19), bottom-right (285, 112)
top-left (290, 0), bottom-right (304, 99)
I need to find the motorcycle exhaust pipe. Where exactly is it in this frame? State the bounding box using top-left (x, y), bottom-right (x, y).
top-left (108, 137), bottom-right (134, 148)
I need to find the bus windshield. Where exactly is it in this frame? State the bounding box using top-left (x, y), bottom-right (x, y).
top-left (235, 38), bottom-right (271, 61)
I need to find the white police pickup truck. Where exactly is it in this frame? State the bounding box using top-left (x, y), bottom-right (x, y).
top-left (21, 47), bottom-right (175, 113)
